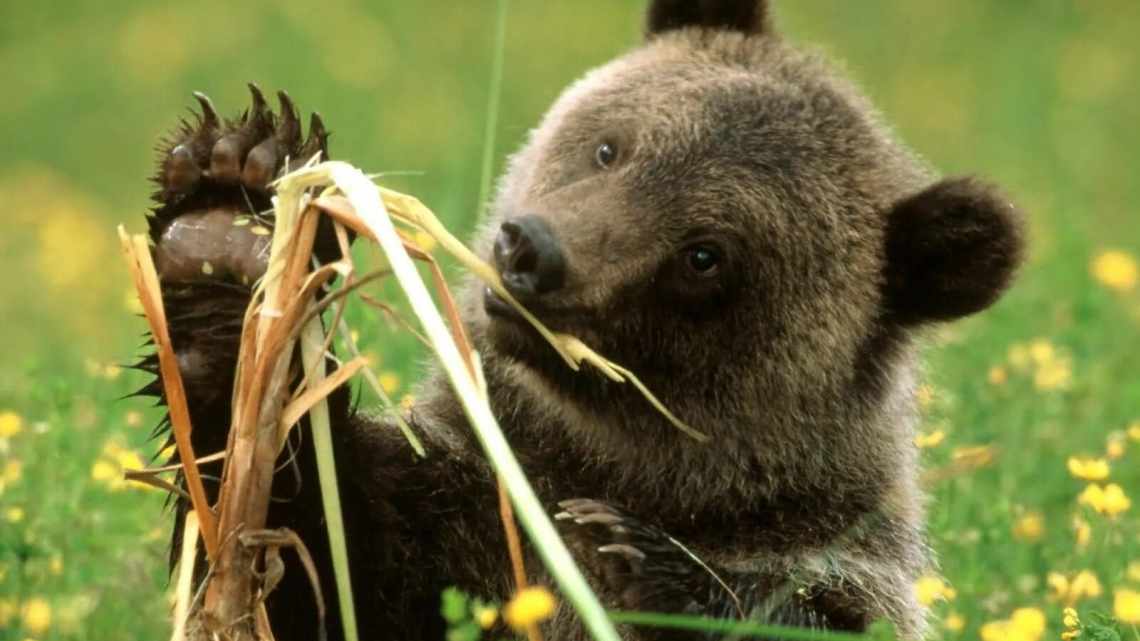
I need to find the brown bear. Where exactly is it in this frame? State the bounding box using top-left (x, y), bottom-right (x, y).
top-left (135, 1), bottom-right (1025, 640)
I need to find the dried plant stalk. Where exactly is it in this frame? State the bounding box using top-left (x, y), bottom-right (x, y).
top-left (170, 510), bottom-right (200, 641)
top-left (203, 199), bottom-right (330, 637)
top-left (118, 227), bottom-right (219, 558)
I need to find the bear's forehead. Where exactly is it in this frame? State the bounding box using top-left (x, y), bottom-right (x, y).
top-left (521, 33), bottom-right (930, 225)
top-left (544, 39), bottom-right (878, 159)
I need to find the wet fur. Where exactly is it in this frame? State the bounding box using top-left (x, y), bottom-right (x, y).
top-left (134, 3), bottom-right (1024, 640)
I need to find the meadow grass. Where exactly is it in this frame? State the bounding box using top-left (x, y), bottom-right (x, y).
top-left (1, 2), bottom-right (1138, 639)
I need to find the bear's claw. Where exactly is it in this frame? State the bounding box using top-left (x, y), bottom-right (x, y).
top-left (153, 85), bottom-right (329, 209)
top-left (556, 498), bottom-right (705, 615)
top-left (147, 86), bottom-right (333, 285)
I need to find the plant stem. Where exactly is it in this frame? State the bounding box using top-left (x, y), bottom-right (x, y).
top-left (476, 0), bottom-right (508, 219)
top-left (327, 162), bottom-right (620, 641)
top-left (300, 317), bottom-right (359, 641)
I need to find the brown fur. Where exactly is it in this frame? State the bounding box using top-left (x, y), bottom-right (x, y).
top-left (136, 3), bottom-right (1025, 640)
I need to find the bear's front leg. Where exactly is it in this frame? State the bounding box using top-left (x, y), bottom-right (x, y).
top-left (137, 87), bottom-right (512, 641)
top-left (555, 499), bottom-right (875, 640)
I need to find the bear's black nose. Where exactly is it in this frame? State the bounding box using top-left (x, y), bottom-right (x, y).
top-left (493, 215), bottom-right (566, 299)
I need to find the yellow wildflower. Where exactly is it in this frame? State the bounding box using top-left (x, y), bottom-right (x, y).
top-left (980, 620), bottom-right (1005, 641)
top-left (1012, 512), bottom-right (1044, 542)
top-left (1078, 483), bottom-right (1131, 517)
top-left (49, 554), bottom-right (63, 576)
top-left (915, 575), bottom-right (956, 606)
top-left (1062, 607), bottom-right (1079, 630)
top-left (114, 449), bottom-right (145, 472)
top-left (379, 372), bottom-right (400, 395)
top-left (915, 430), bottom-right (946, 449)
top-left (944, 612), bottom-right (965, 633)
top-left (1101, 484), bottom-right (1132, 516)
top-left (1011, 608), bottom-right (1046, 641)
top-left (0, 411), bottom-right (23, 438)
top-left (21, 597), bottom-right (51, 635)
top-left (980, 608), bottom-right (1046, 641)
top-left (503, 586), bottom-right (556, 631)
top-left (1048, 571), bottom-right (1102, 604)
top-left (1128, 421), bottom-right (1140, 442)
top-left (1061, 630), bottom-right (1080, 641)
top-left (124, 410), bottom-right (143, 428)
top-left (1068, 571), bottom-right (1102, 602)
top-left (1029, 340), bottom-right (1056, 365)
top-left (988, 366), bottom-right (1008, 385)
top-left (1047, 573), bottom-right (1068, 598)
top-left (474, 604), bottom-right (498, 629)
top-left (91, 460), bottom-right (118, 482)
top-left (1067, 457), bottom-right (1109, 481)
top-left (1034, 359), bottom-right (1071, 391)
top-left (1091, 249), bottom-right (1138, 291)
top-left (91, 442), bottom-right (149, 490)
top-left (1116, 588), bottom-right (1140, 624)
top-left (1127, 560), bottom-right (1140, 583)
top-left (6, 507), bottom-right (25, 523)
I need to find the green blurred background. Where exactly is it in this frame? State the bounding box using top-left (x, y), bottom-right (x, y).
top-left (1, 1), bottom-right (1138, 639)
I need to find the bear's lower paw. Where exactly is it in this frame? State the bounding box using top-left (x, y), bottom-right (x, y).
top-left (555, 498), bottom-right (708, 616)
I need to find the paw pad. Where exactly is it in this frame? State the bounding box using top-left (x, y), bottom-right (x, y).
top-left (147, 85), bottom-right (332, 286)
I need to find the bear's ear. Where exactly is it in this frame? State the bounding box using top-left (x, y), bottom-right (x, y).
top-left (646, 0), bottom-right (771, 38)
top-left (882, 177), bottom-right (1025, 326)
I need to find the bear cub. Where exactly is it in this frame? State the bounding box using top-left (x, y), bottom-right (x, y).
top-left (137, 1), bottom-right (1024, 640)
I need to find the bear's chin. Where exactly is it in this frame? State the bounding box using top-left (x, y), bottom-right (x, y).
top-left (478, 298), bottom-right (614, 399)
top-left (482, 309), bottom-right (563, 374)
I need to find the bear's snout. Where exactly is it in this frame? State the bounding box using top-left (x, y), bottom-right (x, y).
top-left (493, 215), bottom-right (567, 299)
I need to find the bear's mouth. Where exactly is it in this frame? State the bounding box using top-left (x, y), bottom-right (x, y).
top-left (481, 286), bottom-right (601, 366)
top-left (482, 286), bottom-right (525, 322)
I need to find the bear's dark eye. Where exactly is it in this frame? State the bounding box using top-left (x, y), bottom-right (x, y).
top-left (685, 245), bottom-right (721, 277)
top-left (595, 142), bottom-right (617, 168)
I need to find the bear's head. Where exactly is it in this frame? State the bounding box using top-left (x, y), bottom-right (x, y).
top-left (464, 0), bottom-right (1024, 508)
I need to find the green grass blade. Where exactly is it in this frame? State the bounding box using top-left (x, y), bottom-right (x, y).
top-left (299, 317), bottom-right (359, 641)
top-left (608, 611), bottom-right (870, 641)
top-left (476, 0), bottom-right (508, 219)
